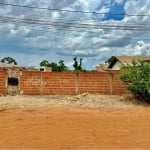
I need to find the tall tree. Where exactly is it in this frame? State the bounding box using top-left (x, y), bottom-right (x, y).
top-left (0, 57), bottom-right (17, 65)
top-left (78, 58), bottom-right (82, 71)
top-left (58, 60), bottom-right (68, 72)
top-left (73, 57), bottom-right (83, 71)
top-left (73, 57), bottom-right (78, 71)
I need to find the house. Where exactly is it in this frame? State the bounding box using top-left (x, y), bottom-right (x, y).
top-left (96, 63), bottom-right (109, 72)
top-left (27, 66), bottom-right (52, 72)
top-left (107, 56), bottom-right (150, 71)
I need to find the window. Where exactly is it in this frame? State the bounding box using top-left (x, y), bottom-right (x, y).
top-left (40, 68), bottom-right (45, 72)
top-left (8, 77), bottom-right (19, 86)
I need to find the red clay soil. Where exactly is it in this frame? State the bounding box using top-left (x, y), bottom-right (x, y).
top-left (0, 108), bottom-right (150, 149)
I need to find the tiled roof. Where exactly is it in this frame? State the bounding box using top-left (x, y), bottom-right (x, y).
top-left (107, 56), bottom-right (150, 69)
top-left (116, 56), bottom-right (150, 65)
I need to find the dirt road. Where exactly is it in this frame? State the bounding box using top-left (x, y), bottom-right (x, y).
top-left (0, 107), bottom-right (150, 149)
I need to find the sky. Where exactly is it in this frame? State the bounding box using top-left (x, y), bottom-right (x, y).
top-left (0, 0), bottom-right (150, 70)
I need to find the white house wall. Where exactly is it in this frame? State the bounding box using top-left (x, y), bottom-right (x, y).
top-left (111, 61), bottom-right (121, 70)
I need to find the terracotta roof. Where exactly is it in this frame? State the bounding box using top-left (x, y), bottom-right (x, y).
top-left (116, 56), bottom-right (150, 65)
top-left (107, 56), bottom-right (150, 70)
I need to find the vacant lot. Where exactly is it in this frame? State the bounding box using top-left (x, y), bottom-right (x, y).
top-left (0, 94), bottom-right (146, 110)
top-left (0, 94), bottom-right (150, 149)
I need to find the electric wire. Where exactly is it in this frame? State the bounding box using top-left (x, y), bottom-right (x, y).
top-left (0, 15), bottom-right (150, 32)
top-left (0, 2), bottom-right (150, 17)
top-left (0, 2), bottom-right (150, 41)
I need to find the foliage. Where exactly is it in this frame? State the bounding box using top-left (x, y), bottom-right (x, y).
top-left (0, 57), bottom-right (17, 65)
top-left (73, 57), bottom-right (83, 71)
top-left (120, 61), bottom-right (150, 103)
top-left (40, 59), bottom-right (68, 72)
top-left (39, 60), bottom-right (49, 67)
top-left (58, 60), bottom-right (68, 72)
top-left (49, 62), bottom-right (59, 71)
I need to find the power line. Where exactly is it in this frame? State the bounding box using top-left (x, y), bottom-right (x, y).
top-left (0, 20), bottom-right (150, 41)
top-left (0, 2), bottom-right (150, 17)
top-left (0, 15), bottom-right (150, 32)
top-left (2, 11), bottom-right (150, 26)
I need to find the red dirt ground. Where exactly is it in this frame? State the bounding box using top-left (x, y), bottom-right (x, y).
top-left (0, 108), bottom-right (150, 149)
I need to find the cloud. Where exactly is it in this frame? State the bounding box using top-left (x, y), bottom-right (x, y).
top-left (51, 11), bottom-right (60, 19)
top-left (0, 0), bottom-right (150, 70)
top-left (115, 0), bottom-right (125, 5)
top-left (9, 26), bottom-right (30, 36)
top-left (124, 40), bottom-right (150, 56)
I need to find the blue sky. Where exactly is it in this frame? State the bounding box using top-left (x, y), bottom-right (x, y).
top-left (0, 0), bottom-right (150, 70)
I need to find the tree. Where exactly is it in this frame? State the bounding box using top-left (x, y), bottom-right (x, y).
top-left (40, 59), bottom-right (68, 72)
top-left (73, 57), bottom-right (83, 71)
top-left (0, 57), bottom-right (17, 65)
top-left (49, 62), bottom-right (59, 71)
top-left (40, 60), bottom-right (49, 67)
top-left (120, 61), bottom-right (150, 103)
top-left (73, 57), bottom-right (78, 70)
top-left (58, 60), bottom-right (68, 72)
top-left (78, 58), bottom-right (82, 71)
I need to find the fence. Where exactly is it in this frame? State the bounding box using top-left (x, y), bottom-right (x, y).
top-left (19, 71), bottom-right (128, 95)
top-left (0, 69), bottom-right (128, 95)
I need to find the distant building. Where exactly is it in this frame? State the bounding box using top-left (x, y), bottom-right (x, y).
top-left (107, 56), bottom-right (150, 71)
top-left (27, 66), bottom-right (52, 72)
top-left (96, 56), bottom-right (150, 72)
top-left (0, 62), bottom-right (25, 70)
top-left (39, 66), bottom-right (52, 72)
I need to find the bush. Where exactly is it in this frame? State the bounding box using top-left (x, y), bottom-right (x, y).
top-left (120, 61), bottom-right (150, 103)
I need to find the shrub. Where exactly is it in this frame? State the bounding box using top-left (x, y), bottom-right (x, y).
top-left (120, 61), bottom-right (150, 103)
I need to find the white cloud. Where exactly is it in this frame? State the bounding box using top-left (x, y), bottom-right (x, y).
top-left (0, 0), bottom-right (150, 69)
top-left (97, 47), bottom-right (109, 52)
top-left (115, 0), bottom-right (124, 4)
top-left (51, 11), bottom-right (60, 19)
top-left (9, 26), bottom-right (30, 37)
top-left (10, 29), bottom-right (17, 35)
top-left (25, 36), bottom-right (46, 42)
top-left (124, 0), bottom-right (150, 23)
top-left (134, 41), bottom-right (150, 55)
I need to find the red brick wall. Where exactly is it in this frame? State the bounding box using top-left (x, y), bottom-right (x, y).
top-left (111, 72), bottom-right (128, 95)
top-left (20, 71), bottom-right (76, 95)
top-left (78, 72), bottom-right (110, 94)
top-left (0, 70), bottom-right (7, 95)
top-left (20, 71), bottom-right (128, 95)
top-left (42, 72), bottom-right (76, 95)
top-left (20, 71), bottom-right (41, 95)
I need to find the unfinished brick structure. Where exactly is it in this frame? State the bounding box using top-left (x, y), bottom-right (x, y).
top-left (0, 69), bottom-right (128, 95)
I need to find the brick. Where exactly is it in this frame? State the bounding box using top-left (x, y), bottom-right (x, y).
top-left (18, 71), bottom-right (129, 95)
top-left (0, 70), bottom-right (6, 95)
